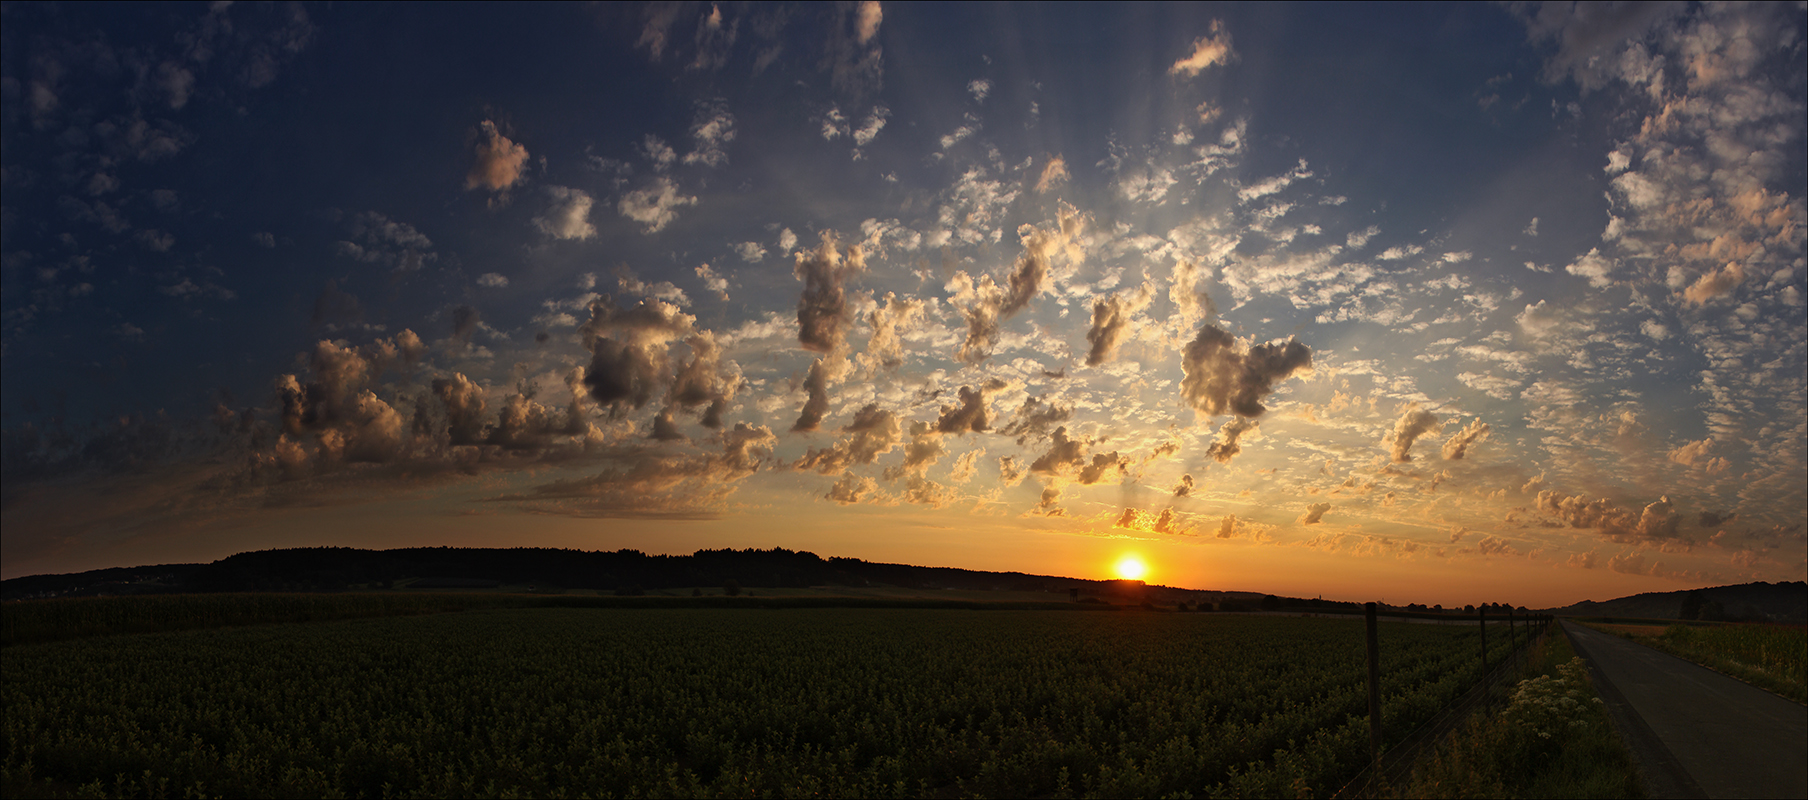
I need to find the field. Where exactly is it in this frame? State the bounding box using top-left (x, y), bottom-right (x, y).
top-left (2, 607), bottom-right (1494, 799)
top-left (1589, 621), bottom-right (1808, 705)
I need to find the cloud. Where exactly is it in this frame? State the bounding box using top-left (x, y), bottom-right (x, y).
top-left (734, 242), bottom-right (766, 262)
top-left (999, 397), bottom-right (1072, 445)
top-left (934, 383), bottom-right (997, 435)
top-left (1385, 404), bottom-right (1442, 463)
top-left (1216, 514), bottom-right (1236, 538)
top-left (1084, 283), bottom-right (1154, 366)
top-left (951, 206), bottom-right (1084, 362)
top-left (855, 0), bottom-right (883, 45)
top-left (1564, 248), bottom-right (1614, 287)
top-left (1036, 155), bottom-right (1069, 193)
top-left (683, 101), bottom-right (736, 167)
top-left (825, 472), bottom-right (879, 504)
top-left (1170, 20), bottom-right (1234, 77)
top-left (1175, 474), bottom-right (1195, 498)
top-left (1440, 418), bottom-right (1490, 460)
top-left (859, 293), bottom-right (924, 373)
top-left (619, 178), bottom-right (697, 233)
top-left (466, 120), bottom-right (529, 192)
top-left (477, 273), bottom-right (509, 289)
top-left (1180, 324), bottom-right (1313, 419)
top-left (534, 186), bottom-right (597, 240)
top-left (667, 332), bottom-right (738, 428)
top-left (967, 78), bottom-right (991, 102)
top-left (1205, 417), bottom-right (1258, 464)
top-left (579, 299), bottom-right (698, 413)
top-left (1536, 490), bottom-right (1684, 543)
top-left (1029, 427), bottom-right (1129, 486)
top-left (1682, 260), bottom-right (1745, 305)
top-left (794, 230), bottom-right (866, 355)
top-left (695, 263), bottom-right (730, 301)
top-left (795, 403), bottom-right (901, 473)
top-left (1300, 502), bottom-right (1331, 525)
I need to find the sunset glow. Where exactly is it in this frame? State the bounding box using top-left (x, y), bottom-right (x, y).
top-left (1114, 556), bottom-right (1150, 582)
top-left (2, 3), bottom-right (1803, 608)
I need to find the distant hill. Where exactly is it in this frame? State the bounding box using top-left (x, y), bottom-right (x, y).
top-left (1, 546), bottom-right (1272, 608)
top-left (1548, 581), bottom-right (1807, 624)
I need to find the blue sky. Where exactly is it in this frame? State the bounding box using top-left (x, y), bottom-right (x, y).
top-left (3, 2), bottom-right (1804, 607)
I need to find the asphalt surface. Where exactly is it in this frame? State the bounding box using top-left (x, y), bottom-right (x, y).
top-left (1562, 620), bottom-right (1808, 799)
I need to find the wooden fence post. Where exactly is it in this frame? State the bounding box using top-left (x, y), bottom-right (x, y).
top-left (1366, 601), bottom-right (1381, 775)
top-left (1479, 606), bottom-right (1487, 671)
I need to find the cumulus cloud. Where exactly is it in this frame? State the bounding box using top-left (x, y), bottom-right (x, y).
top-left (466, 120), bottom-right (529, 192)
top-left (1564, 248), bottom-right (1614, 287)
top-left (1206, 417), bottom-right (1258, 464)
top-left (935, 382), bottom-right (1003, 435)
top-left (1385, 404), bottom-right (1442, 462)
top-left (794, 231), bottom-right (866, 354)
top-left (1440, 418), bottom-right (1490, 460)
top-left (619, 178), bottom-right (697, 233)
top-left (477, 273), bottom-right (508, 288)
top-left (950, 206), bottom-right (1085, 362)
top-left (1179, 324), bottom-right (1313, 419)
top-left (999, 397), bottom-right (1072, 445)
top-left (795, 403), bottom-right (901, 474)
top-left (1300, 502), bottom-right (1331, 525)
top-left (1029, 427), bottom-right (1129, 486)
top-left (1216, 514), bottom-right (1236, 538)
top-left (534, 186), bottom-right (597, 240)
top-left (1537, 490), bottom-right (1684, 543)
top-left (579, 299), bottom-right (698, 413)
top-left (1084, 283), bottom-right (1154, 367)
top-left (859, 293), bottom-right (924, 373)
top-left (1169, 20), bottom-right (1234, 77)
top-left (1175, 474), bottom-right (1195, 498)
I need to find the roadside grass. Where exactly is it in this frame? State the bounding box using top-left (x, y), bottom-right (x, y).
top-left (1584, 622), bottom-right (1806, 705)
top-left (1391, 625), bottom-right (1644, 799)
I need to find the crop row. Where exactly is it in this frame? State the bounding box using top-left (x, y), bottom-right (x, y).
top-left (3, 609), bottom-right (1489, 798)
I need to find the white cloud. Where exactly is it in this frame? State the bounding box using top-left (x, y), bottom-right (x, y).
top-left (477, 273), bottom-right (509, 288)
top-left (1564, 248), bottom-right (1613, 287)
top-left (618, 178), bottom-right (697, 233)
top-left (968, 79), bottom-right (992, 102)
top-left (534, 186), bottom-right (596, 240)
top-left (1170, 21), bottom-right (1234, 77)
top-left (734, 242), bottom-right (766, 262)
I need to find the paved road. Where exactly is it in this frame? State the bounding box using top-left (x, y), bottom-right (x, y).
top-left (1562, 620), bottom-right (1808, 799)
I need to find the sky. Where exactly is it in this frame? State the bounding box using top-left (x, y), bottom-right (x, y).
top-left (2, 2), bottom-right (1804, 608)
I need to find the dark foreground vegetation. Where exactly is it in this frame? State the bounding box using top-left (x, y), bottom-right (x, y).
top-left (4, 609), bottom-right (1496, 799)
top-left (1392, 626), bottom-right (1643, 799)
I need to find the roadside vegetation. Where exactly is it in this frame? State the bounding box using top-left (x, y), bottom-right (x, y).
top-left (1390, 624), bottom-right (1644, 799)
top-left (1589, 621), bottom-right (1807, 705)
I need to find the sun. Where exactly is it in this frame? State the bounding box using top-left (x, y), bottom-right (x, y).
top-left (1113, 555), bottom-right (1149, 581)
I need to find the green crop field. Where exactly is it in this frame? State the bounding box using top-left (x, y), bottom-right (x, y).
top-left (3, 608), bottom-right (1494, 799)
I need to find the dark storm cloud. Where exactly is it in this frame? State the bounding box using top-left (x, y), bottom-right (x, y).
top-left (1179, 324), bottom-right (1312, 419)
top-left (578, 299), bottom-right (698, 414)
